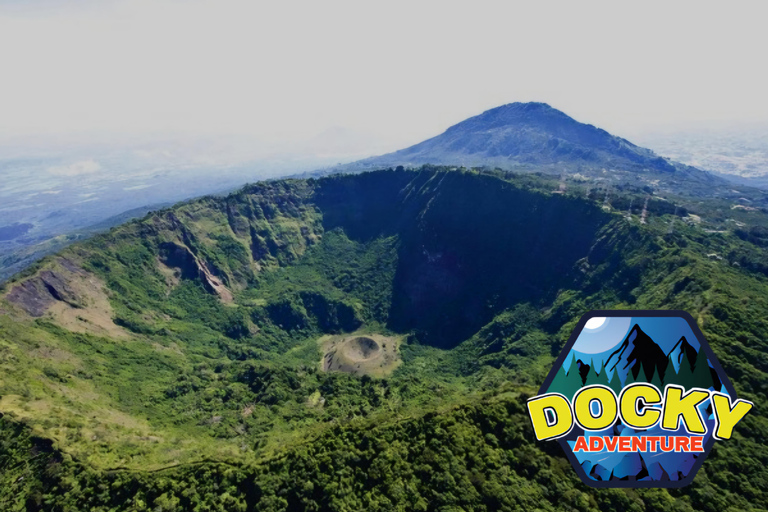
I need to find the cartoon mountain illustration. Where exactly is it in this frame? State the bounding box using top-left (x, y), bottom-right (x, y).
top-left (605, 324), bottom-right (669, 384)
top-left (602, 327), bottom-right (721, 391)
top-left (576, 359), bottom-right (591, 385)
top-left (668, 336), bottom-right (697, 372)
top-left (666, 335), bottom-right (721, 391)
top-left (549, 322), bottom-right (723, 399)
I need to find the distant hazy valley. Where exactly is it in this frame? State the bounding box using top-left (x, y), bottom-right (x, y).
top-left (0, 132), bottom-right (389, 281)
top-left (635, 125), bottom-right (768, 187)
top-left (4, 103), bottom-right (768, 283)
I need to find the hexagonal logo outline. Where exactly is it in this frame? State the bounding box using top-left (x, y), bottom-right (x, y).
top-left (535, 310), bottom-right (745, 488)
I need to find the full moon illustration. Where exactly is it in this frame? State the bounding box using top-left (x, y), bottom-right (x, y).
top-left (584, 317), bottom-right (607, 330)
top-left (571, 316), bottom-right (633, 354)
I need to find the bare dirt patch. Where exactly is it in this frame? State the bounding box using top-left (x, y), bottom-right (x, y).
top-left (3, 257), bottom-right (129, 339)
top-left (320, 333), bottom-right (401, 377)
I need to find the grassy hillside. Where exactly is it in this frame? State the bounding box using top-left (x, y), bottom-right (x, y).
top-left (2, 167), bottom-right (768, 510)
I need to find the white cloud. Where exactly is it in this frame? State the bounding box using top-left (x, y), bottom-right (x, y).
top-left (47, 159), bottom-right (102, 176)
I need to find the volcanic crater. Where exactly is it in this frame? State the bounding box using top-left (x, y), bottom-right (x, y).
top-left (321, 334), bottom-right (401, 377)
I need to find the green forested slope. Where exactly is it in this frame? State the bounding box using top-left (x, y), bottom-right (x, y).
top-left (1, 167), bottom-right (768, 510)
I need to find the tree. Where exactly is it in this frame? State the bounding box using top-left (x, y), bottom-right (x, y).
top-left (548, 357), bottom-right (583, 398)
top-left (584, 361), bottom-right (610, 387)
top-left (650, 364), bottom-right (664, 390)
top-left (607, 368), bottom-right (623, 395)
top-left (691, 348), bottom-right (715, 390)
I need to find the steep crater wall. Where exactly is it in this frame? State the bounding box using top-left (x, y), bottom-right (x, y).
top-left (315, 169), bottom-right (612, 348)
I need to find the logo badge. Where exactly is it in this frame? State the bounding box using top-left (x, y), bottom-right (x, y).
top-left (528, 310), bottom-right (753, 488)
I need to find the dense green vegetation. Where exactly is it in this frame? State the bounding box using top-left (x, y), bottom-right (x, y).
top-left (2, 167), bottom-right (768, 510)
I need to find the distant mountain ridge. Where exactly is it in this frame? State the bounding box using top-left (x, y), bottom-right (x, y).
top-left (332, 102), bottom-right (724, 189)
top-left (391, 102), bottom-right (676, 169)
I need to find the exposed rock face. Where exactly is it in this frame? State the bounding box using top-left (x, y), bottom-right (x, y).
top-left (158, 242), bottom-right (201, 281)
top-left (6, 278), bottom-right (57, 317)
top-left (158, 241), bottom-right (233, 303)
top-left (3, 258), bottom-right (128, 338)
top-left (57, 257), bottom-right (85, 275)
top-left (6, 267), bottom-right (82, 317)
top-left (38, 270), bottom-right (82, 307)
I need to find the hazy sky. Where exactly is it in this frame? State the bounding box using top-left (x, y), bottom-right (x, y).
top-left (1, 0), bottom-right (767, 155)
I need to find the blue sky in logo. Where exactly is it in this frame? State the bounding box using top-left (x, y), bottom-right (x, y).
top-left (564, 316), bottom-right (702, 376)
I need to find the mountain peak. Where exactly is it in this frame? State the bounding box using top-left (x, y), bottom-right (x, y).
top-left (336, 101), bottom-right (723, 191)
top-left (482, 101), bottom-right (561, 116)
top-left (445, 102), bottom-right (576, 134)
top-left (352, 102), bottom-right (691, 177)
top-left (479, 101), bottom-right (560, 117)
